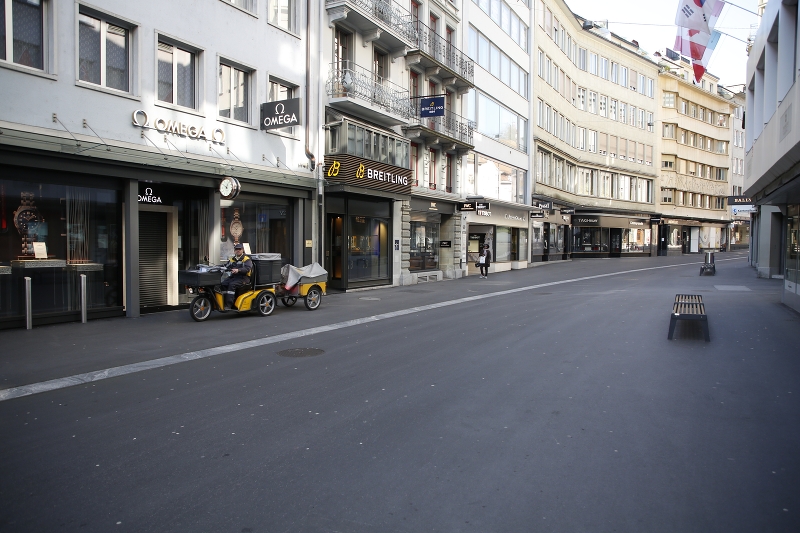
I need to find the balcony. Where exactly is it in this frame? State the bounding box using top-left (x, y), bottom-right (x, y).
top-left (326, 0), bottom-right (416, 51)
top-left (407, 21), bottom-right (474, 93)
top-left (403, 100), bottom-right (474, 152)
top-left (326, 61), bottom-right (414, 127)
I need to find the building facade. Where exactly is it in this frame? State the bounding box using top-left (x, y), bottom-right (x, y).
top-left (0, 0), bottom-right (318, 328)
top-left (729, 91), bottom-right (751, 250)
top-left (322, 0), bottom-right (475, 289)
top-left (745, 0), bottom-right (800, 313)
top-left (532, 0), bottom-right (660, 260)
top-left (655, 55), bottom-right (733, 255)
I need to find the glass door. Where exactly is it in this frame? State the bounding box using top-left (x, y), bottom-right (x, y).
top-left (326, 214), bottom-right (344, 289)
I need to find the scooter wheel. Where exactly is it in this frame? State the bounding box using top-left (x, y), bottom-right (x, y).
top-left (256, 291), bottom-right (276, 316)
top-left (304, 286), bottom-right (322, 310)
top-left (281, 297), bottom-right (297, 307)
top-left (190, 295), bottom-right (213, 322)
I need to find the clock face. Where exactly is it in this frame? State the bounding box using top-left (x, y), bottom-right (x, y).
top-left (220, 177), bottom-right (239, 199)
top-left (15, 208), bottom-right (41, 232)
top-left (230, 220), bottom-right (243, 239)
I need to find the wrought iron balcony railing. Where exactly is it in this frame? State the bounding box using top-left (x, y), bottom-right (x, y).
top-left (326, 0), bottom-right (417, 45)
top-left (408, 100), bottom-right (474, 146)
top-left (411, 21), bottom-right (474, 84)
top-left (326, 61), bottom-right (414, 120)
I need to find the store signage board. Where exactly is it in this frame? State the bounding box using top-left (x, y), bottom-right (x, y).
top-left (728, 196), bottom-right (754, 204)
top-left (533, 200), bottom-right (552, 210)
top-left (572, 216), bottom-right (601, 226)
top-left (324, 155), bottom-right (412, 195)
top-left (138, 183), bottom-right (165, 204)
top-left (420, 96), bottom-right (445, 117)
top-left (440, 240), bottom-right (452, 248)
top-left (260, 98), bottom-right (301, 131)
top-left (459, 202), bottom-right (490, 211)
top-left (132, 110), bottom-right (224, 143)
top-left (560, 208), bottom-right (575, 214)
top-left (732, 205), bottom-right (757, 215)
top-left (530, 212), bottom-right (545, 219)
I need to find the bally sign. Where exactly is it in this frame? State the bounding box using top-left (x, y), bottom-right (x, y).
top-left (260, 98), bottom-right (301, 131)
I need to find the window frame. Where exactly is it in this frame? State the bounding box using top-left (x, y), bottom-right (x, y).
top-left (1, 0), bottom-right (55, 77)
top-left (217, 55), bottom-right (255, 126)
top-left (76, 4), bottom-right (138, 97)
top-left (267, 76), bottom-right (298, 136)
top-left (268, 0), bottom-right (296, 34)
top-left (155, 33), bottom-right (202, 113)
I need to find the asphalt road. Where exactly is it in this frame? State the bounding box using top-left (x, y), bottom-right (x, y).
top-left (1, 252), bottom-right (799, 532)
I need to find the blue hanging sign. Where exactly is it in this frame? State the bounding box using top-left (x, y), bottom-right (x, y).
top-left (420, 96), bottom-right (445, 117)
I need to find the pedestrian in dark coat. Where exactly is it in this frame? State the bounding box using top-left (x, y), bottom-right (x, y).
top-left (479, 243), bottom-right (492, 278)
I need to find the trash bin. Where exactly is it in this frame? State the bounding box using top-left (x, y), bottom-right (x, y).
top-left (704, 251), bottom-right (715, 265)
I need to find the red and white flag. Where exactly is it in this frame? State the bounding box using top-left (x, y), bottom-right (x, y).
top-left (675, 0), bottom-right (725, 34)
top-left (691, 30), bottom-right (722, 82)
top-left (674, 28), bottom-right (713, 60)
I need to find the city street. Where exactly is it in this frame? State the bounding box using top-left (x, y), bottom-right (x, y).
top-left (1, 252), bottom-right (799, 532)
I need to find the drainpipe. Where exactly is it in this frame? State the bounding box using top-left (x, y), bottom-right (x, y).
top-left (305, 0), bottom-right (316, 173)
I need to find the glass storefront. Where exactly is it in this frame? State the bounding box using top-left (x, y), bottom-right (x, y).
top-left (531, 222), bottom-right (545, 259)
top-left (219, 196), bottom-right (292, 262)
top-left (349, 215), bottom-right (389, 281)
top-left (621, 228), bottom-right (651, 253)
top-left (786, 205), bottom-right (799, 294)
top-left (409, 212), bottom-right (440, 271)
top-left (0, 178), bottom-right (122, 323)
top-left (573, 227), bottom-right (609, 252)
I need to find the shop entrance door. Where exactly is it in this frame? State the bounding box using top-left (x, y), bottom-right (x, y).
top-left (682, 231), bottom-right (689, 254)
top-left (326, 214), bottom-right (344, 290)
top-left (138, 206), bottom-right (178, 309)
top-left (610, 228), bottom-right (622, 255)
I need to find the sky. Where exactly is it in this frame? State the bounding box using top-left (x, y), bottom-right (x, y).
top-left (561, 0), bottom-right (760, 90)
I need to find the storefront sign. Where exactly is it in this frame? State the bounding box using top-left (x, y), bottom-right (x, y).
top-left (260, 98), bottom-right (301, 131)
top-left (650, 216), bottom-right (662, 223)
top-left (728, 196), bottom-right (754, 204)
top-left (439, 240), bottom-right (452, 247)
top-left (530, 212), bottom-right (545, 219)
top-left (533, 200), bottom-right (552, 210)
top-left (419, 96), bottom-right (445, 117)
top-left (573, 216), bottom-right (600, 226)
top-left (732, 205), bottom-right (757, 215)
top-left (629, 220), bottom-right (645, 226)
top-left (504, 213), bottom-right (527, 222)
top-left (131, 110), bottom-right (224, 143)
top-left (559, 207), bottom-right (575, 214)
top-left (138, 184), bottom-right (165, 204)
top-left (459, 201), bottom-right (490, 211)
top-left (324, 154), bottom-right (412, 195)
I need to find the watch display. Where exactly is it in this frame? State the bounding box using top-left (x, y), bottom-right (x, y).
top-left (13, 192), bottom-right (44, 256)
top-left (230, 208), bottom-right (244, 244)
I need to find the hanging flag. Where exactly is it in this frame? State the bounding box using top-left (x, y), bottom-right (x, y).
top-left (692, 30), bottom-right (722, 82)
top-left (675, 28), bottom-right (713, 60)
top-left (675, 0), bottom-right (725, 34)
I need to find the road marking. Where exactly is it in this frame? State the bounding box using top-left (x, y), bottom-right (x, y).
top-left (0, 257), bottom-right (746, 402)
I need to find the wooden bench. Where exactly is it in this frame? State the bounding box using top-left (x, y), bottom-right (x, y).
top-left (668, 294), bottom-right (710, 342)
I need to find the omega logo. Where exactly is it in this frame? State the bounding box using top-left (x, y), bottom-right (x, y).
top-left (132, 110), bottom-right (225, 143)
top-left (138, 187), bottom-right (163, 204)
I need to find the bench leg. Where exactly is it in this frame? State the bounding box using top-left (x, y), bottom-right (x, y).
top-left (668, 316), bottom-right (678, 340)
top-left (702, 319), bottom-right (710, 342)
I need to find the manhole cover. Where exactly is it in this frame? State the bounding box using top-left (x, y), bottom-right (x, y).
top-left (277, 348), bottom-right (325, 357)
top-left (359, 297), bottom-right (381, 301)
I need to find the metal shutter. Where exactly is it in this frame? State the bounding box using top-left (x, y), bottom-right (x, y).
top-left (139, 211), bottom-right (168, 307)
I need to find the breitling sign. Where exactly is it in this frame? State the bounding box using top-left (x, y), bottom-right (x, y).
top-left (324, 155), bottom-right (412, 195)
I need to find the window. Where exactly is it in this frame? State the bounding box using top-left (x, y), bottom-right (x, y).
top-left (219, 62), bottom-right (249, 122)
top-left (373, 47), bottom-right (388, 82)
top-left (609, 99), bottom-right (617, 121)
top-left (599, 95), bottom-right (607, 117)
top-left (578, 47), bottom-right (587, 70)
top-left (646, 112), bottom-right (653, 132)
top-left (716, 141), bottom-right (727, 154)
top-left (620, 66), bottom-right (628, 88)
top-left (663, 123), bottom-right (675, 138)
top-left (1, 0), bottom-right (44, 69)
top-left (599, 57), bottom-right (608, 79)
top-left (610, 62), bottom-right (618, 83)
top-left (715, 168), bottom-right (727, 181)
top-left (680, 100), bottom-right (688, 114)
top-left (268, 79), bottom-right (295, 134)
top-left (475, 92), bottom-right (527, 152)
top-left (629, 105), bottom-right (637, 127)
top-left (270, 0), bottom-right (295, 32)
top-left (663, 92), bottom-right (675, 107)
top-left (157, 40), bottom-right (196, 109)
top-left (576, 126), bottom-right (585, 150)
top-left (662, 160), bottom-right (674, 169)
top-left (589, 52), bottom-right (597, 75)
top-left (587, 130), bottom-right (597, 153)
top-left (78, 11), bottom-right (130, 92)
top-left (223, 0), bottom-right (256, 12)
top-left (646, 77), bottom-right (654, 97)
top-left (619, 102), bottom-right (626, 123)
top-left (588, 91), bottom-right (596, 114)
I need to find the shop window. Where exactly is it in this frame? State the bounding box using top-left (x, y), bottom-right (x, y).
top-left (269, 0), bottom-right (295, 32)
top-left (409, 214), bottom-right (439, 271)
top-left (348, 215), bottom-right (389, 281)
top-left (78, 8), bottom-right (131, 92)
top-left (0, 180), bottom-right (122, 321)
top-left (622, 228), bottom-right (651, 253)
top-left (219, 200), bottom-right (292, 264)
top-left (1, 0), bottom-right (45, 70)
top-left (218, 61), bottom-right (250, 123)
top-left (573, 227), bottom-right (609, 252)
top-left (157, 39), bottom-right (196, 109)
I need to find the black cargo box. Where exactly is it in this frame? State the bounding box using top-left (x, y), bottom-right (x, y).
top-left (254, 259), bottom-right (282, 285)
top-left (179, 270), bottom-right (222, 287)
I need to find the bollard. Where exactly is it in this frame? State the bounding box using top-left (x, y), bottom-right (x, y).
top-left (24, 276), bottom-right (32, 330)
top-left (80, 274), bottom-right (87, 324)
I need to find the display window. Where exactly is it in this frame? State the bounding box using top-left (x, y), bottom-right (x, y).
top-left (219, 197), bottom-right (291, 262)
top-left (0, 179), bottom-right (122, 320)
top-left (348, 215), bottom-right (389, 281)
top-left (786, 206), bottom-right (799, 294)
top-left (621, 228), bottom-right (651, 253)
top-left (409, 213), bottom-right (440, 271)
top-left (573, 227), bottom-right (610, 252)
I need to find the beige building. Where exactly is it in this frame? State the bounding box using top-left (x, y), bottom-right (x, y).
top-left (655, 55), bottom-right (734, 254)
top-left (533, 0), bottom-right (660, 260)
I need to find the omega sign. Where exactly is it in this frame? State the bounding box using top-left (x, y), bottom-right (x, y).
top-left (132, 110), bottom-right (224, 143)
top-left (138, 186), bottom-right (163, 204)
top-left (260, 98), bottom-right (301, 131)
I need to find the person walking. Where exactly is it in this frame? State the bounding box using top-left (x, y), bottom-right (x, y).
top-left (479, 243), bottom-right (492, 278)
